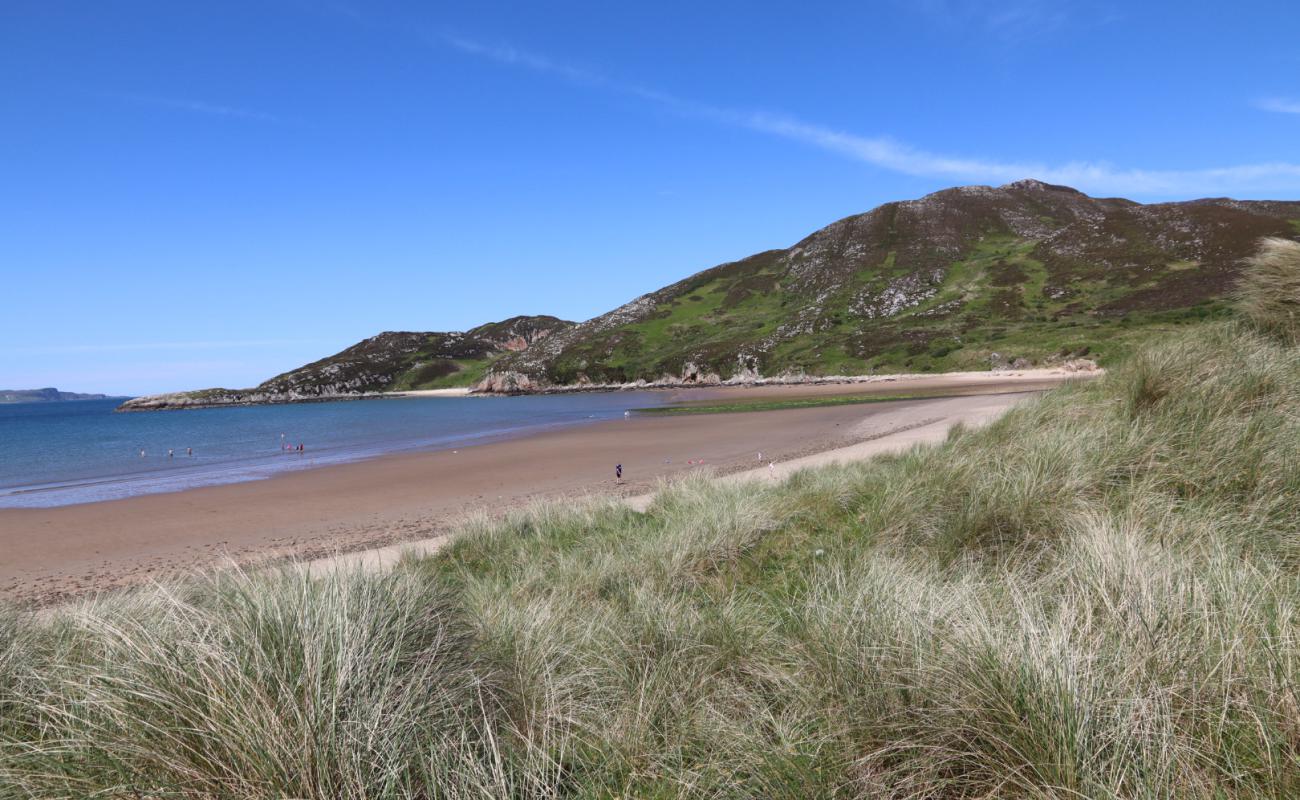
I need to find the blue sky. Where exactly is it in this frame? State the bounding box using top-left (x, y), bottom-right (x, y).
top-left (3, 0), bottom-right (1298, 395)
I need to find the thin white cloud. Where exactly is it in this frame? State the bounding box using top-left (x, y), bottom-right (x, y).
top-left (1256, 97), bottom-right (1300, 115)
top-left (442, 36), bottom-right (605, 86)
top-left (911, 0), bottom-right (1069, 40)
top-left (736, 112), bottom-right (1300, 196)
top-left (443, 35), bottom-right (1300, 197)
top-left (111, 93), bottom-right (279, 122)
top-left (12, 339), bottom-right (325, 356)
top-left (905, 1), bottom-right (1124, 42)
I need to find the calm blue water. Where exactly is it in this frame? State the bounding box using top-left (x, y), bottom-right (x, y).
top-left (0, 393), bottom-right (664, 508)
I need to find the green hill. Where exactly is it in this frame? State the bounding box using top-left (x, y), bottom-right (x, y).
top-left (481, 180), bottom-right (1300, 389)
top-left (118, 181), bottom-right (1300, 408)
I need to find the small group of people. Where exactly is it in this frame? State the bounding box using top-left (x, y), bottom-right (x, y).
top-left (139, 447), bottom-right (192, 458)
top-left (279, 433), bottom-right (304, 453)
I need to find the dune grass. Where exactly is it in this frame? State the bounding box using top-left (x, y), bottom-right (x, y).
top-left (2, 241), bottom-right (1299, 798)
top-left (1236, 237), bottom-right (1300, 346)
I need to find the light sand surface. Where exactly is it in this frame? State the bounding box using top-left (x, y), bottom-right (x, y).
top-left (1, 374), bottom-right (1088, 605)
top-left (393, 366), bottom-right (1090, 403)
top-left (307, 390), bottom-right (1026, 576)
top-left (384, 388), bottom-right (473, 398)
top-left (679, 367), bottom-right (1093, 403)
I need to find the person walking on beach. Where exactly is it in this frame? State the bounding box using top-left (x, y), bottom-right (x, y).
top-left (615, 463), bottom-right (623, 483)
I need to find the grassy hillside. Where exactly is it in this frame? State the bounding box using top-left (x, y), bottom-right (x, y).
top-left (485, 181), bottom-right (1300, 389)
top-left (117, 182), bottom-right (1300, 406)
top-left (5, 241), bottom-right (1300, 798)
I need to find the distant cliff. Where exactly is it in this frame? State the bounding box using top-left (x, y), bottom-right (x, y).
top-left (1, 388), bottom-right (124, 403)
top-left (116, 315), bottom-right (573, 411)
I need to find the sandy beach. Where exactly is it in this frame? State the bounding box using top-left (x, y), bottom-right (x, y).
top-left (0, 371), bottom-right (1090, 605)
top-left (384, 388), bottom-right (473, 398)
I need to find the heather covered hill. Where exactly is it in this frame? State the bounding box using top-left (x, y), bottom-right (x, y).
top-left (481, 180), bottom-right (1300, 390)
top-left (117, 315), bottom-right (571, 410)
top-left (118, 181), bottom-right (1300, 409)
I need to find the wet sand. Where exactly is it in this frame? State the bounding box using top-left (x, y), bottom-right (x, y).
top-left (0, 372), bottom-right (1089, 605)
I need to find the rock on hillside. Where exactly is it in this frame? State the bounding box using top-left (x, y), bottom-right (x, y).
top-left (117, 315), bottom-right (572, 411)
top-left (481, 180), bottom-right (1300, 390)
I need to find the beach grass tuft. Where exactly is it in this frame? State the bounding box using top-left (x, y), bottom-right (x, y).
top-left (3, 240), bottom-right (1300, 797)
top-left (1236, 236), bottom-right (1300, 345)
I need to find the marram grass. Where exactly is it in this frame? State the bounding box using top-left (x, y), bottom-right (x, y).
top-left (1235, 236), bottom-right (1300, 345)
top-left (3, 241), bottom-right (1300, 798)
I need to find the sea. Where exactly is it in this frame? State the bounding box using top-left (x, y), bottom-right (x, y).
top-left (0, 393), bottom-right (666, 509)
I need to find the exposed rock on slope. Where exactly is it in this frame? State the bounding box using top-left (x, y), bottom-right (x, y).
top-left (117, 316), bottom-right (571, 411)
top-left (482, 180), bottom-right (1300, 390)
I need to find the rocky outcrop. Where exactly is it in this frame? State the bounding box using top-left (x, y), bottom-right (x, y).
top-left (115, 389), bottom-right (388, 412)
top-left (117, 316), bottom-right (573, 412)
top-left (467, 316), bottom-right (568, 351)
top-left (471, 371), bottom-right (542, 394)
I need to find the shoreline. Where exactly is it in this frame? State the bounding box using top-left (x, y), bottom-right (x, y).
top-left (384, 387), bottom-right (472, 398)
top-left (11, 370), bottom-right (1083, 510)
top-left (473, 364), bottom-right (1097, 395)
top-left (114, 365), bottom-right (1095, 410)
top-left (1, 406), bottom-right (605, 510)
top-left (2, 374), bottom-right (1091, 606)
